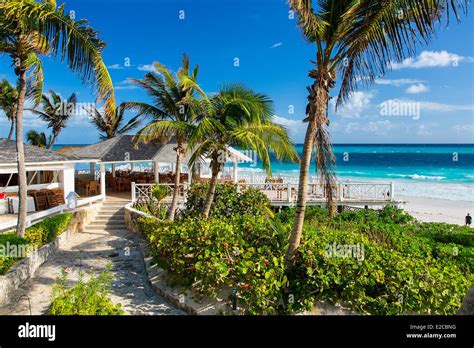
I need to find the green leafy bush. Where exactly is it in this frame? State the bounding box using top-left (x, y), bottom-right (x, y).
top-left (25, 213), bottom-right (72, 247)
top-left (185, 183), bottom-right (270, 218)
top-left (138, 202), bottom-right (472, 315)
top-left (0, 213), bottom-right (72, 275)
top-left (139, 214), bottom-right (288, 314)
top-left (49, 265), bottom-right (123, 315)
top-left (0, 233), bottom-right (29, 275)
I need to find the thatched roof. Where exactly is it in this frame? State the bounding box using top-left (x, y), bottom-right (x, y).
top-left (0, 138), bottom-right (81, 164)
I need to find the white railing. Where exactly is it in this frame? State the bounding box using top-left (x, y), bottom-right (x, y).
top-left (130, 181), bottom-right (395, 205)
top-left (0, 204), bottom-right (67, 233)
top-left (131, 182), bottom-right (190, 203)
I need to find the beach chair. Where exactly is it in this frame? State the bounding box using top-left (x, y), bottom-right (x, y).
top-left (45, 190), bottom-right (59, 208)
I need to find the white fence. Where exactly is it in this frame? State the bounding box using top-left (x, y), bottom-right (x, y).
top-left (131, 181), bottom-right (395, 205)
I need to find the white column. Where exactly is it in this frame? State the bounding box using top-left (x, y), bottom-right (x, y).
top-left (100, 163), bottom-right (106, 201)
top-left (390, 181), bottom-right (395, 202)
top-left (60, 164), bottom-right (75, 200)
top-left (153, 161), bottom-right (159, 183)
top-left (232, 158), bottom-right (238, 183)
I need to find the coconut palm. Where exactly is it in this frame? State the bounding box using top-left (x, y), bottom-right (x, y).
top-left (0, 0), bottom-right (115, 237)
top-left (29, 90), bottom-right (77, 149)
top-left (26, 129), bottom-right (51, 148)
top-left (122, 54), bottom-right (201, 222)
top-left (285, 0), bottom-right (468, 266)
top-left (83, 103), bottom-right (141, 140)
top-left (0, 79), bottom-right (18, 140)
top-left (187, 84), bottom-right (299, 218)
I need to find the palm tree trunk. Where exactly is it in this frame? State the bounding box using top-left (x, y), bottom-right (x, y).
top-left (15, 68), bottom-right (28, 237)
top-left (48, 132), bottom-right (58, 150)
top-left (7, 115), bottom-right (15, 141)
top-left (202, 159), bottom-right (220, 218)
top-left (285, 77), bottom-right (330, 267)
top-left (168, 143), bottom-right (183, 221)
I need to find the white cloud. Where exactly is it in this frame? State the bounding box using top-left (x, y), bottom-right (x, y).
top-left (418, 101), bottom-right (474, 112)
top-left (375, 78), bottom-right (424, 86)
top-left (107, 63), bottom-right (123, 70)
top-left (416, 124), bottom-right (438, 136)
top-left (405, 83), bottom-right (429, 94)
top-left (332, 91), bottom-right (375, 118)
top-left (452, 124), bottom-right (474, 135)
top-left (137, 64), bottom-right (155, 72)
top-left (344, 120), bottom-right (393, 135)
top-left (270, 42), bottom-right (282, 49)
top-left (272, 115), bottom-right (306, 142)
top-left (380, 98), bottom-right (474, 113)
top-left (390, 50), bottom-right (472, 69)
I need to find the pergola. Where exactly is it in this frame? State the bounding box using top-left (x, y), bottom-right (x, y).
top-left (65, 135), bottom-right (253, 198)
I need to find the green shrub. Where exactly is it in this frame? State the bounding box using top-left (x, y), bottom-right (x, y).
top-left (49, 265), bottom-right (123, 315)
top-left (137, 201), bottom-right (472, 315)
top-left (185, 183), bottom-right (270, 218)
top-left (0, 233), bottom-right (29, 275)
top-left (25, 213), bottom-right (72, 247)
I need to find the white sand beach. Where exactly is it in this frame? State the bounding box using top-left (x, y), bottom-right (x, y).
top-left (400, 195), bottom-right (474, 226)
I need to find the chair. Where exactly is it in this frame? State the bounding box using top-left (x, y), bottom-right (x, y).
top-left (88, 181), bottom-right (99, 196)
top-left (46, 190), bottom-right (59, 208)
top-left (31, 191), bottom-right (48, 211)
top-left (51, 188), bottom-right (65, 205)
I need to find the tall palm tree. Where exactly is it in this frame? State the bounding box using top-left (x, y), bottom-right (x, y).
top-left (83, 103), bottom-right (141, 140)
top-left (187, 84), bottom-right (299, 218)
top-left (26, 129), bottom-right (51, 148)
top-left (285, 0), bottom-right (468, 266)
top-left (29, 90), bottom-right (77, 149)
top-left (0, 0), bottom-right (115, 237)
top-left (0, 79), bottom-right (18, 140)
top-left (122, 54), bottom-right (200, 222)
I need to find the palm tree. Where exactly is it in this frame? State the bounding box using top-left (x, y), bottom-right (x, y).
top-left (29, 90), bottom-right (77, 149)
top-left (187, 84), bottom-right (299, 218)
top-left (122, 54), bottom-right (201, 222)
top-left (26, 129), bottom-right (51, 148)
top-left (285, 0), bottom-right (468, 266)
top-left (0, 0), bottom-right (115, 237)
top-left (0, 79), bottom-right (18, 140)
top-left (83, 103), bottom-right (141, 140)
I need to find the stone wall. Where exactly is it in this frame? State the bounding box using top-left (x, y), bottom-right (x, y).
top-left (0, 203), bottom-right (102, 304)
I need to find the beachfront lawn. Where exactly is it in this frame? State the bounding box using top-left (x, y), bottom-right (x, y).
top-left (0, 213), bottom-right (72, 275)
top-left (136, 184), bottom-right (472, 315)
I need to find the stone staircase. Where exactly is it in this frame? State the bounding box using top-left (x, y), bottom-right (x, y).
top-left (83, 201), bottom-right (128, 233)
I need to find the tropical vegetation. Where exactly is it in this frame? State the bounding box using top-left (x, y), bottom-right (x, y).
top-left (49, 264), bottom-right (123, 315)
top-left (0, 79), bottom-right (19, 140)
top-left (29, 90), bottom-right (77, 149)
top-left (185, 84), bottom-right (299, 218)
top-left (137, 184), bottom-right (472, 315)
top-left (285, 0), bottom-right (469, 267)
top-left (123, 55), bottom-right (201, 222)
top-left (0, 213), bottom-right (72, 274)
top-left (0, 0), bottom-right (115, 237)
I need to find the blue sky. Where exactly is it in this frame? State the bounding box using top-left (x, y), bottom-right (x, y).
top-left (0, 0), bottom-right (473, 144)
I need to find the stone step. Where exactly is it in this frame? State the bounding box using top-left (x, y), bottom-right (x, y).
top-left (94, 218), bottom-right (125, 223)
top-left (89, 221), bottom-right (126, 227)
top-left (83, 225), bottom-right (127, 231)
